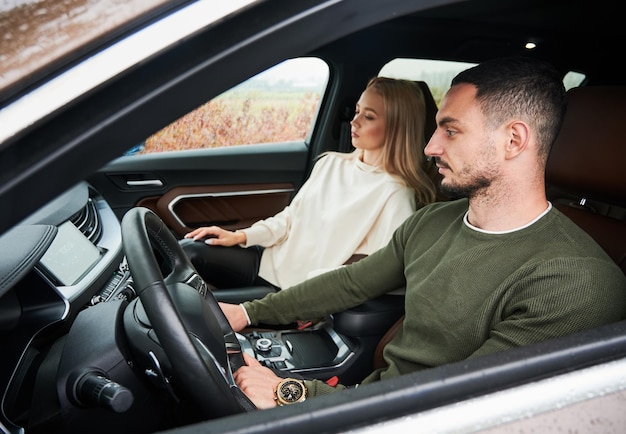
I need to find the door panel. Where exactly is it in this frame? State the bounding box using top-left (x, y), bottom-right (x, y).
top-left (137, 183), bottom-right (294, 237)
top-left (88, 142), bottom-right (310, 237)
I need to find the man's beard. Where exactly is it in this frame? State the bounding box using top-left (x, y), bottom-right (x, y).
top-left (439, 175), bottom-right (492, 200)
top-left (433, 155), bottom-right (495, 200)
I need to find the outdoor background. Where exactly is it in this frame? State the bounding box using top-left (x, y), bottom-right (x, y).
top-left (143, 83), bottom-right (322, 153)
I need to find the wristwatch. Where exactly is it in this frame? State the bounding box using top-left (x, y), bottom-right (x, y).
top-left (274, 378), bottom-right (307, 406)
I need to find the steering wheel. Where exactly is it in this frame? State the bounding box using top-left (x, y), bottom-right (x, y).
top-left (120, 207), bottom-right (256, 419)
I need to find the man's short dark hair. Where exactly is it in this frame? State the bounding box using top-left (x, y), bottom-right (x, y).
top-left (452, 57), bottom-right (567, 162)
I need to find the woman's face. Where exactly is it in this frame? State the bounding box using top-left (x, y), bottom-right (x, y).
top-left (350, 86), bottom-right (386, 157)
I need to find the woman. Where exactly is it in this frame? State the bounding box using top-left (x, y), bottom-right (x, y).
top-left (181, 77), bottom-right (437, 290)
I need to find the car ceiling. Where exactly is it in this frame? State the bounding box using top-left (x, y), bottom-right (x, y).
top-left (317, 0), bottom-right (621, 83)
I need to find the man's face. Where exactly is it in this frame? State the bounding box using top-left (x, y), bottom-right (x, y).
top-left (424, 83), bottom-right (503, 200)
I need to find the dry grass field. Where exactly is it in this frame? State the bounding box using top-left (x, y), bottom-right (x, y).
top-left (143, 90), bottom-right (321, 153)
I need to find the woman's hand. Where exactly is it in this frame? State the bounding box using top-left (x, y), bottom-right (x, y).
top-left (184, 226), bottom-right (246, 246)
top-left (233, 353), bottom-right (281, 409)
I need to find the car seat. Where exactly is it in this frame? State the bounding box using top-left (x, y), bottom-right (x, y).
top-left (545, 85), bottom-right (626, 275)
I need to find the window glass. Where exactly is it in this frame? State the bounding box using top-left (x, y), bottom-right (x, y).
top-left (133, 57), bottom-right (329, 155)
top-left (563, 71), bottom-right (586, 90)
top-left (379, 58), bottom-right (476, 106)
top-left (380, 58), bottom-right (588, 104)
top-left (1, 0), bottom-right (257, 144)
top-left (0, 0), bottom-right (169, 93)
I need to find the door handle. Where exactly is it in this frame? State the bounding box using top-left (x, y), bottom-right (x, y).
top-left (126, 179), bottom-right (163, 187)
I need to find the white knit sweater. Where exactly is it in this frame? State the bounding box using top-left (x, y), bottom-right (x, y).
top-left (241, 153), bottom-right (416, 288)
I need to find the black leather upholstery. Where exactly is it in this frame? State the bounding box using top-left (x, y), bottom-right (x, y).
top-left (213, 285), bottom-right (276, 303)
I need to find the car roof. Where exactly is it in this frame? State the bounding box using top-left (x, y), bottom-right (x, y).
top-left (319, 0), bottom-right (620, 84)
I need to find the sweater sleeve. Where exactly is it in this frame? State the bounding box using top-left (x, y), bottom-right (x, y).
top-left (469, 256), bottom-right (626, 359)
top-left (303, 379), bottom-right (350, 397)
top-left (240, 156), bottom-right (325, 247)
top-left (242, 224), bottom-right (409, 325)
top-left (240, 204), bottom-right (293, 248)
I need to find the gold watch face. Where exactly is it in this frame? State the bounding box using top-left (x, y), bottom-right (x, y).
top-left (277, 379), bottom-right (306, 404)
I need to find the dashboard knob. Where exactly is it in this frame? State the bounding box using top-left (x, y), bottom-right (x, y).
top-left (255, 337), bottom-right (272, 352)
top-left (73, 371), bottom-right (134, 413)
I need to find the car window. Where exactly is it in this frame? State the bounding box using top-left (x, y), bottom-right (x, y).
top-left (379, 58), bottom-right (477, 106)
top-left (0, 0), bottom-right (258, 143)
top-left (129, 57), bottom-right (329, 155)
top-left (0, 0), bottom-right (170, 94)
top-left (563, 71), bottom-right (586, 89)
top-left (379, 58), bottom-right (587, 106)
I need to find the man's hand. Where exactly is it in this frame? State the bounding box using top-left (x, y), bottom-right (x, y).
top-left (219, 302), bottom-right (249, 332)
top-left (184, 226), bottom-right (246, 246)
top-left (234, 353), bottom-right (281, 409)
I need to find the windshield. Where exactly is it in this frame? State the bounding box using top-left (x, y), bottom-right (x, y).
top-left (0, 0), bottom-right (182, 95)
top-left (0, 0), bottom-right (257, 143)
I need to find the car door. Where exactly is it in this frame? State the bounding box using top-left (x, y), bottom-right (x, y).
top-left (87, 58), bottom-right (329, 238)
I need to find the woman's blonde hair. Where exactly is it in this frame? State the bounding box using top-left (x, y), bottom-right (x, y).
top-left (340, 77), bottom-right (436, 207)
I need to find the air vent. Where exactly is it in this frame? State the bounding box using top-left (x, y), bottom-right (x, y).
top-left (70, 197), bottom-right (102, 244)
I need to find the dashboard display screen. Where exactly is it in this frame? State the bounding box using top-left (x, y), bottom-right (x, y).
top-left (39, 221), bottom-right (102, 286)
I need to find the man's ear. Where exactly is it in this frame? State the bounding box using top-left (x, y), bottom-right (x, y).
top-left (504, 120), bottom-right (530, 160)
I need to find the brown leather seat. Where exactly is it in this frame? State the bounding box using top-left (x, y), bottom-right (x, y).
top-left (373, 314), bottom-right (404, 370)
top-left (546, 85), bottom-right (626, 274)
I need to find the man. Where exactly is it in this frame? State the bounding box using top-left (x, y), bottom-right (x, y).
top-left (220, 56), bottom-right (626, 409)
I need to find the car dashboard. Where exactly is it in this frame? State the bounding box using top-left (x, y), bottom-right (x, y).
top-left (0, 181), bottom-right (387, 433)
top-left (0, 182), bottom-right (131, 431)
top-left (8, 182), bottom-right (127, 303)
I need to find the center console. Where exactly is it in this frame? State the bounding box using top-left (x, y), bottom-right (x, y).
top-left (236, 294), bottom-right (405, 383)
top-left (238, 320), bottom-right (355, 379)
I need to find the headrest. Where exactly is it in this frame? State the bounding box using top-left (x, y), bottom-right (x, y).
top-left (413, 80), bottom-right (443, 194)
top-left (546, 86), bottom-right (626, 206)
top-left (413, 80), bottom-right (438, 142)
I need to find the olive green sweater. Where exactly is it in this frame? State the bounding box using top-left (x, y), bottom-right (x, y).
top-left (242, 199), bottom-right (626, 396)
